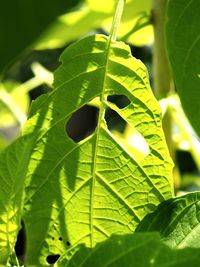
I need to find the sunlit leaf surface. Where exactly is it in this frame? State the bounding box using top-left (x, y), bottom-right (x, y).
top-left (0, 34), bottom-right (173, 265)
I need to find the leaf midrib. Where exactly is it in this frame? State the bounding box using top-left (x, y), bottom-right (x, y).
top-left (90, 36), bottom-right (113, 247)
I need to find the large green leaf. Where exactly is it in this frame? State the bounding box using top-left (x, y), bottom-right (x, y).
top-left (57, 233), bottom-right (200, 267)
top-left (0, 0), bottom-right (82, 73)
top-left (0, 33), bottom-right (173, 264)
top-left (21, 34), bottom-right (173, 265)
top-left (136, 192), bottom-right (200, 248)
top-left (166, 0), bottom-right (200, 136)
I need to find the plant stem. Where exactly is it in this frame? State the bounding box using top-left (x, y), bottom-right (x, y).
top-left (110, 0), bottom-right (125, 41)
top-left (152, 0), bottom-right (171, 98)
top-left (152, 0), bottom-right (180, 189)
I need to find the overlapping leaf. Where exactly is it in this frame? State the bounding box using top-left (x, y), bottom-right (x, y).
top-left (136, 192), bottom-right (200, 248)
top-left (166, 0), bottom-right (200, 136)
top-left (57, 233), bottom-right (200, 267)
top-left (0, 34), bottom-right (173, 265)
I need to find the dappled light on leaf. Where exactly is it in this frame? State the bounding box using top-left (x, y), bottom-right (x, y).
top-left (0, 33), bottom-right (173, 265)
top-left (19, 34), bottom-right (173, 264)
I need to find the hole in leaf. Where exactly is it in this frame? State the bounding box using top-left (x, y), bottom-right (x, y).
top-left (46, 254), bottom-right (60, 264)
top-left (66, 241), bottom-right (71, 247)
top-left (105, 107), bottom-right (127, 133)
top-left (15, 221), bottom-right (26, 264)
top-left (107, 94), bottom-right (130, 109)
top-left (105, 108), bottom-right (149, 162)
top-left (66, 105), bottom-right (99, 142)
top-left (59, 237), bottom-right (63, 241)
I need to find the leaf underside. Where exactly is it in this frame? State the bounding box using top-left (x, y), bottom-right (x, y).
top-left (0, 34), bottom-right (173, 265)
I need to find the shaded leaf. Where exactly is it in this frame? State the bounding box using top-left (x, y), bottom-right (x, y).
top-left (136, 192), bottom-right (200, 248)
top-left (57, 233), bottom-right (200, 267)
top-left (166, 0), bottom-right (200, 136)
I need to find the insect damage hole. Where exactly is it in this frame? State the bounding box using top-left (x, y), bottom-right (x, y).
top-left (107, 94), bottom-right (130, 109)
top-left (46, 254), bottom-right (60, 264)
top-left (66, 241), bottom-right (71, 247)
top-left (15, 220), bottom-right (26, 264)
top-left (105, 106), bottom-right (127, 133)
top-left (105, 107), bottom-right (150, 162)
top-left (66, 105), bottom-right (99, 142)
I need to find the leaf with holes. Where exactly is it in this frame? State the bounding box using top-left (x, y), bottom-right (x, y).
top-left (136, 192), bottom-right (200, 249)
top-left (18, 33), bottom-right (174, 265)
top-left (57, 233), bottom-right (200, 267)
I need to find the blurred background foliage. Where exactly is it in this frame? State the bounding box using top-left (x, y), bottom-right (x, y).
top-left (0, 0), bottom-right (200, 205)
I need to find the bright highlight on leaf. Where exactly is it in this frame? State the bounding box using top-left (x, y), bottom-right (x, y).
top-left (0, 33), bottom-right (174, 265)
top-left (19, 33), bottom-right (173, 265)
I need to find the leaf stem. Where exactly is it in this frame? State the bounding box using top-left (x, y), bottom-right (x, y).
top-left (152, 0), bottom-right (180, 189)
top-left (152, 0), bottom-right (171, 98)
top-left (110, 0), bottom-right (125, 41)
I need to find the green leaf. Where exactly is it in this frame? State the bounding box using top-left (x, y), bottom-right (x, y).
top-left (20, 33), bottom-right (173, 265)
top-left (0, 33), bottom-right (173, 264)
top-left (136, 192), bottom-right (200, 248)
top-left (57, 233), bottom-right (200, 267)
top-left (166, 0), bottom-right (200, 136)
top-left (0, 0), bottom-right (82, 73)
top-left (0, 134), bottom-right (8, 152)
top-left (0, 135), bottom-right (36, 264)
